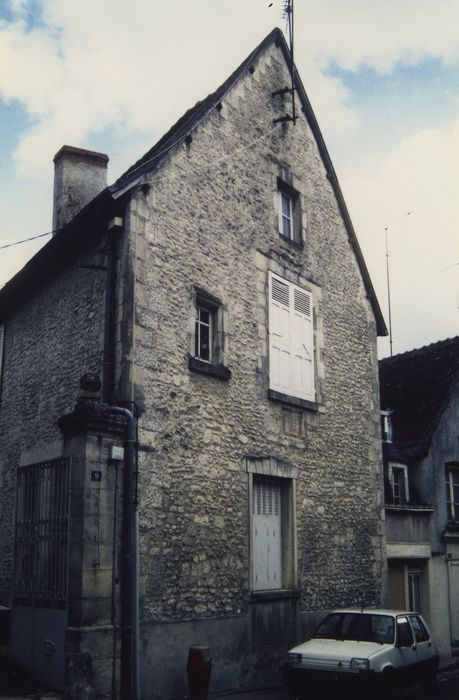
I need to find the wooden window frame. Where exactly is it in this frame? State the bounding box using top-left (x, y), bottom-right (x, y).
top-left (389, 463), bottom-right (409, 506)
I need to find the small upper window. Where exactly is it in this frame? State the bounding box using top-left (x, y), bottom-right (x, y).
top-left (277, 179), bottom-right (301, 244)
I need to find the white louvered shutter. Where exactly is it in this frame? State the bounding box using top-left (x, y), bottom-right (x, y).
top-left (269, 273), bottom-right (315, 401)
top-left (253, 480), bottom-right (281, 590)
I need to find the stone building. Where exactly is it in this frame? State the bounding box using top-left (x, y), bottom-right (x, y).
top-left (0, 28), bottom-right (387, 698)
top-left (380, 337), bottom-right (459, 658)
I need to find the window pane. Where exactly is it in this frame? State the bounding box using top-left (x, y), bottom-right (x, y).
top-left (195, 305), bottom-right (212, 362)
top-left (282, 216), bottom-right (291, 238)
top-left (199, 309), bottom-right (210, 325)
top-left (200, 323), bottom-right (210, 361)
top-left (393, 467), bottom-right (407, 505)
top-left (281, 192), bottom-right (290, 215)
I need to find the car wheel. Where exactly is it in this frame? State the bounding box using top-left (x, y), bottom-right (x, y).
top-left (374, 667), bottom-right (397, 700)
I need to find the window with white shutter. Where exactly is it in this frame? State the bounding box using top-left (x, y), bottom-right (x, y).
top-left (268, 272), bottom-right (315, 402)
top-left (252, 478), bottom-right (282, 591)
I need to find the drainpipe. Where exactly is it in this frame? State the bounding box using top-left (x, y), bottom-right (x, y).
top-left (103, 218), bottom-right (122, 404)
top-left (108, 405), bottom-right (139, 700)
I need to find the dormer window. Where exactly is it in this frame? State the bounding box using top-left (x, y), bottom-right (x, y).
top-left (381, 410), bottom-right (393, 443)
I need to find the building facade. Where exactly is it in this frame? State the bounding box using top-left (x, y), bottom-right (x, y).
top-left (0, 29), bottom-right (387, 698)
top-left (380, 337), bottom-right (459, 658)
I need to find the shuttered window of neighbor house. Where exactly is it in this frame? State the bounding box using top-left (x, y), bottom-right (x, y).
top-left (269, 272), bottom-right (315, 401)
top-left (253, 479), bottom-right (282, 590)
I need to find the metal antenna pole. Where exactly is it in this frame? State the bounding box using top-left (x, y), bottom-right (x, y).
top-left (285, 0), bottom-right (296, 122)
top-left (385, 226), bottom-right (393, 357)
top-left (290, 0), bottom-right (296, 122)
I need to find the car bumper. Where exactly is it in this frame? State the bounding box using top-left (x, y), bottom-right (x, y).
top-left (283, 662), bottom-right (376, 695)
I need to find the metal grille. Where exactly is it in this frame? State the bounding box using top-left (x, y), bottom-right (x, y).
top-left (14, 457), bottom-right (71, 604)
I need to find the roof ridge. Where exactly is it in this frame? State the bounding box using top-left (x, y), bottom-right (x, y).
top-left (379, 335), bottom-right (459, 364)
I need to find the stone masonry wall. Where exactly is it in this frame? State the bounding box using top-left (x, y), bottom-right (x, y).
top-left (127, 40), bottom-right (384, 627)
top-left (0, 242), bottom-right (107, 603)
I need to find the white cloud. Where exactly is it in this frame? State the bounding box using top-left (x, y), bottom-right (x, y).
top-left (1, 0), bottom-right (459, 352)
top-left (2, 0), bottom-right (459, 180)
top-left (343, 120), bottom-right (459, 355)
top-left (296, 0), bottom-right (459, 73)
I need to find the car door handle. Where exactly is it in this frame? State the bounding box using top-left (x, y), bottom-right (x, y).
top-left (412, 646), bottom-right (417, 652)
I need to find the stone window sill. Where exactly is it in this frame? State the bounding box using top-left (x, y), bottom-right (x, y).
top-left (278, 232), bottom-right (303, 249)
top-left (189, 355), bottom-right (231, 381)
top-left (269, 389), bottom-right (317, 412)
top-left (385, 505), bottom-right (434, 513)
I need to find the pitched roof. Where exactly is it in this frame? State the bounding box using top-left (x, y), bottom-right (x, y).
top-left (0, 27), bottom-right (386, 335)
top-left (379, 336), bottom-right (459, 459)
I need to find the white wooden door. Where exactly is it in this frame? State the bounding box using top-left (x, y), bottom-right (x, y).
top-left (253, 480), bottom-right (282, 590)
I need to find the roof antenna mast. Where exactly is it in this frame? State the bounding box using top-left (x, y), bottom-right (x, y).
top-left (283, 0), bottom-right (296, 123)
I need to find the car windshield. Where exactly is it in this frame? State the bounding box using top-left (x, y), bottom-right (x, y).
top-left (314, 613), bottom-right (395, 644)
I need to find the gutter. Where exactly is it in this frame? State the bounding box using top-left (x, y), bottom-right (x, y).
top-left (108, 405), bottom-right (139, 700)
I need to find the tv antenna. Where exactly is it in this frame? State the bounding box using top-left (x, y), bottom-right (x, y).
top-left (384, 211), bottom-right (413, 357)
top-left (271, 0), bottom-right (297, 124)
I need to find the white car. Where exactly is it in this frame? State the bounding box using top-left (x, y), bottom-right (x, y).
top-left (283, 608), bottom-right (439, 698)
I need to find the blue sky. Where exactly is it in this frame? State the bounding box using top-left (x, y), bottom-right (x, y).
top-left (0, 0), bottom-right (458, 357)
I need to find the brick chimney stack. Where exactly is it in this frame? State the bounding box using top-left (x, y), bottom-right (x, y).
top-left (52, 146), bottom-right (109, 234)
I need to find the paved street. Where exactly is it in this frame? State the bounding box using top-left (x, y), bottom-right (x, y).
top-left (409, 665), bottom-right (459, 699)
top-left (0, 663), bottom-right (458, 699)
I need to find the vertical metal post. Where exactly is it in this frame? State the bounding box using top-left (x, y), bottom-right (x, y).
top-left (385, 226), bottom-right (393, 357)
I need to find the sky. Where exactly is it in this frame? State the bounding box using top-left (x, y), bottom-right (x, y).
top-left (0, 0), bottom-right (458, 358)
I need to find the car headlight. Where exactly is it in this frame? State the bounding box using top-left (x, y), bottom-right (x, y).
top-left (350, 658), bottom-right (370, 671)
top-left (287, 653), bottom-right (302, 664)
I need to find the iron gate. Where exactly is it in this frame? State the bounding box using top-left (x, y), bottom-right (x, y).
top-left (14, 457), bottom-right (72, 605)
top-left (11, 457), bottom-right (71, 690)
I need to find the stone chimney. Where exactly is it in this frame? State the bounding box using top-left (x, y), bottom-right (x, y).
top-left (52, 145), bottom-right (109, 233)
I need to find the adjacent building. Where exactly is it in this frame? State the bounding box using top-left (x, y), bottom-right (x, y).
top-left (0, 28), bottom-right (387, 697)
top-left (380, 336), bottom-right (459, 657)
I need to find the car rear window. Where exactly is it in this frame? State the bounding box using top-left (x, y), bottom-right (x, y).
top-left (314, 613), bottom-right (394, 644)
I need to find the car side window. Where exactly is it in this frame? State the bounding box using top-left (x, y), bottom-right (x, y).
top-left (409, 615), bottom-right (430, 643)
top-left (396, 617), bottom-right (414, 647)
